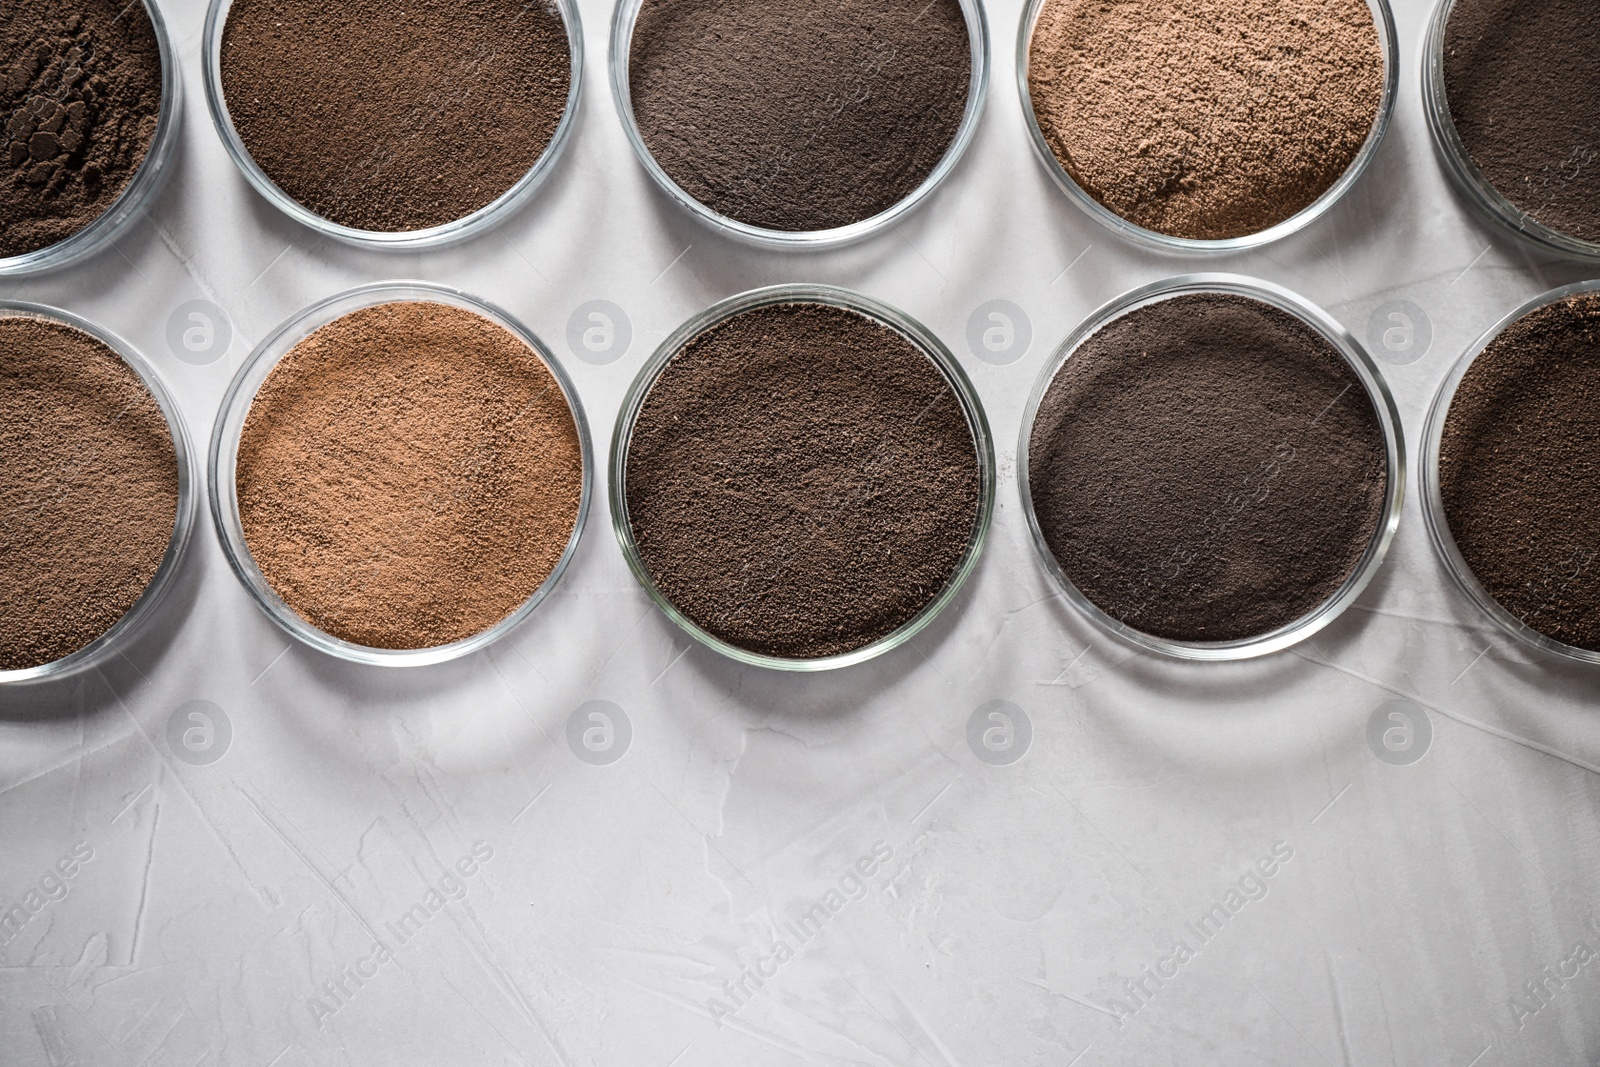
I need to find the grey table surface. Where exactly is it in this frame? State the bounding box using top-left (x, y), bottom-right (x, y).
top-left (3, 0), bottom-right (1599, 1064)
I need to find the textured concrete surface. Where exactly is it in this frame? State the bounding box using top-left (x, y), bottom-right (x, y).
top-left (2, 0), bottom-right (1598, 1064)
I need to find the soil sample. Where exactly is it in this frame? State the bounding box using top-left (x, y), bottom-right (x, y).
top-left (1443, 0), bottom-right (1600, 245)
top-left (236, 301), bottom-right (585, 650)
top-left (219, 0), bottom-right (571, 232)
top-left (622, 301), bottom-right (983, 659)
top-left (1027, 0), bottom-right (1384, 240)
top-left (1027, 293), bottom-right (1389, 643)
top-left (1439, 292), bottom-right (1600, 652)
top-left (1, 0), bottom-right (164, 258)
top-left (1, 316), bottom-right (178, 671)
top-left (628, 0), bottom-right (972, 232)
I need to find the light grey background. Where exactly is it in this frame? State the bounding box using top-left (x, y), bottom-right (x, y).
top-left (3, 0), bottom-right (1598, 1064)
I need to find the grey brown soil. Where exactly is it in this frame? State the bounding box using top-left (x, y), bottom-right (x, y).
top-left (220, 0), bottom-right (571, 232)
top-left (1, 316), bottom-right (178, 671)
top-left (1028, 293), bottom-right (1389, 642)
top-left (623, 302), bottom-right (982, 658)
top-left (629, 0), bottom-right (972, 232)
top-left (1439, 293), bottom-right (1600, 652)
top-left (0, 0), bottom-right (163, 258)
top-left (1443, 0), bottom-right (1600, 244)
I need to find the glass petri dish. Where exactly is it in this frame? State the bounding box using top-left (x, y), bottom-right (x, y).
top-left (1422, 0), bottom-right (1600, 263)
top-left (1421, 279), bottom-right (1600, 665)
top-left (0, 0), bottom-right (182, 277)
top-left (1018, 274), bottom-right (1406, 661)
top-left (0, 302), bottom-right (198, 685)
top-left (608, 0), bottom-right (991, 250)
top-left (200, 0), bottom-right (583, 250)
top-left (609, 284), bottom-right (997, 671)
top-left (209, 282), bottom-right (594, 667)
top-left (1016, 0), bottom-right (1398, 254)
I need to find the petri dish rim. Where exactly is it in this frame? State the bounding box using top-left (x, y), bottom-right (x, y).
top-left (1420, 278), bottom-right (1600, 666)
top-left (1016, 273), bottom-right (1407, 661)
top-left (608, 283), bottom-right (997, 671)
top-left (208, 281), bottom-right (594, 667)
top-left (1015, 0), bottom-right (1399, 254)
top-left (608, 0), bottom-right (991, 250)
top-left (0, 301), bottom-right (198, 685)
top-left (200, 0), bottom-right (584, 250)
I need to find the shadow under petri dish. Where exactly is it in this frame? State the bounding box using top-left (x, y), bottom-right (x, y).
top-left (235, 301), bottom-right (584, 651)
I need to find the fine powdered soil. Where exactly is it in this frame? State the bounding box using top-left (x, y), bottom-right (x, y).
top-left (220, 0), bottom-right (571, 233)
top-left (1443, 0), bottom-right (1600, 244)
top-left (0, 316), bottom-right (178, 671)
top-left (1439, 293), bottom-right (1600, 652)
top-left (623, 302), bottom-right (982, 659)
top-left (236, 302), bottom-right (584, 650)
top-left (629, 0), bottom-right (972, 232)
top-left (1, 0), bottom-right (163, 258)
top-left (1027, 0), bottom-right (1384, 240)
top-left (1028, 293), bottom-right (1389, 643)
